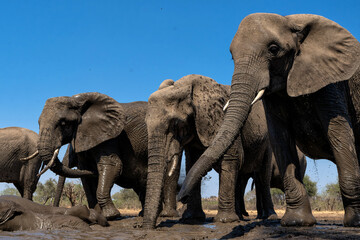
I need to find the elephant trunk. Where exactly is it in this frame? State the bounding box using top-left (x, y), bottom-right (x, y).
top-left (142, 133), bottom-right (167, 229)
top-left (38, 129), bottom-right (94, 178)
top-left (177, 72), bottom-right (258, 202)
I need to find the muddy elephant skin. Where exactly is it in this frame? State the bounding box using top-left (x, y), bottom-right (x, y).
top-left (0, 195), bottom-right (108, 231)
top-left (0, 127), bottom-right (41, 200)
top-left (143, 74), bottom-right (276, 228)
top-left (178, 13), bottom-right (360, 227)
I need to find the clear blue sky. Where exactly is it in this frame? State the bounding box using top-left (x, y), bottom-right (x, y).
top-left (0, 1), bottom-right (359, 197)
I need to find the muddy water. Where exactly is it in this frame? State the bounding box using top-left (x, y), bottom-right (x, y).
top-left (1, 211), bottom-right (360, 240)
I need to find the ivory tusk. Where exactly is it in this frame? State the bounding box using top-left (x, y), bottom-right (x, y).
top-left (20, 150), bottom-right (39, 161)
top-left (251, 89), bottom-right (265, 105)
top-left (37, 148), bottom-right (60, 177)
top-left (168, 155), bottom-right (178, 177)
top-left (223, 100), bottom-right (230, 111)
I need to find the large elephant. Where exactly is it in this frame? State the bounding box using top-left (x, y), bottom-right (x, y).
top-left (143, 74), bottom-right (276, 228)
top-left (0, 127), bottom-right (42, 200)
top-left (178, 13), bottom-right (360, 227)
top-left (0, 195), bottom-right (108, 231)
top-left (37, 92), bottom-right (178, 220)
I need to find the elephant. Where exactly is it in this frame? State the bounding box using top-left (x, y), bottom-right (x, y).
top-left (143, 74), bottom-right (276, 228)
top-left (0, 195), bottom-right (108, 231)
top-left (0, 127), bottom-right (42, 200)
top-left (36, 92), bottom-right (179, 219)
top-left (238, 149), bottom-right (307, 218)
top-left (178, 13), bottom-right (360, 227)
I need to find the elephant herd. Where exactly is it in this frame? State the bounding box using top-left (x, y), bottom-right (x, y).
top-left (1, 13), bottom-right (360, 231)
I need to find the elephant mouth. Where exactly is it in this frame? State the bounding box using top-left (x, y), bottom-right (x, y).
top-left (37, 148), bottom-right (60, 177)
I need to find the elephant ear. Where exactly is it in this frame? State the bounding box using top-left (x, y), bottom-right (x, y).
top-left (72, 92), bottom-right (125, 153)
top-left (192, 75), bottom-right (230, 147)
top-left (286, 14), bottom-right (360, 97)
top-left (0, 200), bottom-right (22, 225)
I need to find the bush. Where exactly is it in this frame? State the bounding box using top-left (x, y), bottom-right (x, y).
top-left (112, 189), bottom-right (141, 209)
top-left (202, 196), bottom-right (218, 211)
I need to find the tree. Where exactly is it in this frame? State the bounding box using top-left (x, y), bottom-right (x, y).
top-left (323, 182), bottom-right (342, 211)
top-left (33, 178), bottom-right (57, 205)
top-left (0, 185), bottom-right (20, 196)
top-left (112, 188), bottom-right (141, 209)
top-left (62, 180), bottom-right (86, 206)
top-left (303, 175), bottom-right (317, 197)
top-left (271, 188), bottom-right (285, 207)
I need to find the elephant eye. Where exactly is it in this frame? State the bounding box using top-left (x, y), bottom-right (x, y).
top-left (269, 44), bottom-right (280, 55)
top-left (60, 120), bottom-right (66, 126)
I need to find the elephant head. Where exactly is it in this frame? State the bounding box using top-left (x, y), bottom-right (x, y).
top-left (0, 199), bottom-right (22, 227)
top-left (38, 92), bottom-right (125, 177)
top-left (143, 74), bottom-right (229, 228)
top-left (178, 13), bottom-right (360, 201)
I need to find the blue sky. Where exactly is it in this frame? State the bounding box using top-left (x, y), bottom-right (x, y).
top-left (0, 1), bottom-right (359, 197)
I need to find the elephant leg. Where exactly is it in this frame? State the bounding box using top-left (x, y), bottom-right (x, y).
top-left (180, 147), bottom-right (206, 223)
top-left (81, 176), bottom-right (98, 209)
top-left (257, 147), bottom-right (277, 220)
top-left (264, 98), bottom-right (315, 227)
top-left (160, 154), bottom-right (181, 218)
top-left (96, 153), bottom-right (122, 220)
top-left (135, 187), bottom-right (146, 217)
top-left (315, 86), bottom-right (360, 227)
top-left (214, 137), bottom-right (240, 223)
top-left (235, 176), bottom-right (249, 219)
top-left (14, 183), bottom-right (24, 198)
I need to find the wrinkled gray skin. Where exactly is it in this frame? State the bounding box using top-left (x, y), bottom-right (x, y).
top-left (0, 127), bottom-right (41, 200)
top-left (178, 13), bottom-right (360, 227)
top-left (0, 195), bottom-right (108, 231)
top-left (143, 74), bottom-right (275, 228)
top-left (38, 92), bottom-right (178, 220)
top-left (238, 149), bottom-right (307, 218)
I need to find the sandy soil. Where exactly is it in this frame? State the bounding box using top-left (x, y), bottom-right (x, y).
top-left (1, 209), bottom-right (360, 239)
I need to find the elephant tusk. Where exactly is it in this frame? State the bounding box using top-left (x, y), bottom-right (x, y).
top-left (20, 150), bottom-right (39, 161)
top-left (168, 155), bottom-right (178, 177)
top-left (251, 89), bottom-right (265, 105)
top-left (37, 148), bottom-right (60, 177)
top-left (223, 100), bottom-right (230, 111)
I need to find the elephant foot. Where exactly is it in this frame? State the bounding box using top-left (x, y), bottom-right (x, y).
top-left (281, 206), bottom-right (316, 227)
top-left (102, 205), bottom-right (121, 220)
top-left (266, 213), bottom-right (279, 220)
top-left (89, 209), bottom-right (109, 226)
top-left (242, 211), bottom-right (249, 217)
top-left (160, 207), bottom-right (179, 218)
top-left (214, 210), bottom-right (239, 223)
top-left (180, 208), bottom-right (206, 224)
top-left (258, 210), bottom-right (278, 220)
top-left (344, 206), bottom-right (360, 227)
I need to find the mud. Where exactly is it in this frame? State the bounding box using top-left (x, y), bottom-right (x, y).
top-left (1, 210), bottom-right (360, 239)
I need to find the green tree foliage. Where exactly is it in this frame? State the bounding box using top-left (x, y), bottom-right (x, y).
top-left (322, 182), bottom-right (342, 211)
top-left (303, 175), bottom-right (317, 197)
top-left (271, 188), bottom-right (285, 208)
top-left (33, 178), bottom-right (57, 205)
top-left (112, 188), bottom-right (141, 209)
top-left (0, 185), bottom-right (20, 196)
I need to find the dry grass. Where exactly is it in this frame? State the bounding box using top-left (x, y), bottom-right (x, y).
top-left (117, 208), bottom-right (345, 220)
